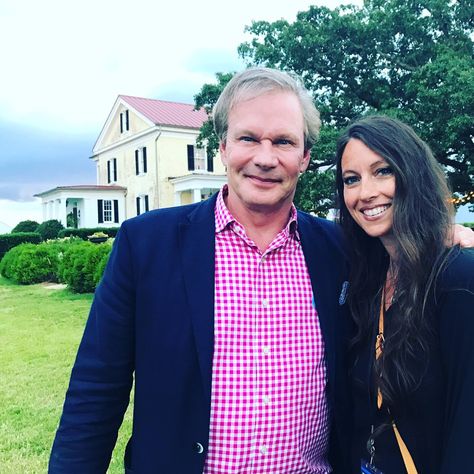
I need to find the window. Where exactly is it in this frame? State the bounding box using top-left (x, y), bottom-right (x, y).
top-left (98, 199), bottom-right (119, 223)
top-left (135, 147), bottom-right (147, 175)
top-left (187, 145), bottom-right (212, 171)
top-left (103, 200), bottom-right (113, 222)
top-left (120, 110), bottom-right (129, 133)
top-left (136, 195), bottom-right (149, 216)
top-left (107, 158), bottom-right (117, 183)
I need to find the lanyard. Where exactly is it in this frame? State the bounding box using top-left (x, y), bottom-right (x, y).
top-left (376, 288), bottom-right (418, 474)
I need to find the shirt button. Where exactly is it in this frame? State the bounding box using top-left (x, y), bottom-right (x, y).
top-left (262, 395), bottom-right (270, 405)
top-left (262, 346), bottom-right (270, 355)
top-left (193, 442), bottom-right (204, 454)
top-left (260, 445), bottom-right (268, 454)
top-left (262, 298), bottom-right (268, 308)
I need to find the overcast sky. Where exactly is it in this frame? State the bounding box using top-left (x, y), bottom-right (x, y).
top-left (1, 0), bottom-right (360, 228)
top-left (0, 0), bottom-right (470, 229)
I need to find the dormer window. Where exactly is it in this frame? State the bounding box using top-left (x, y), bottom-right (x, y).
top-left (120, 110), bottom-right (129, 133)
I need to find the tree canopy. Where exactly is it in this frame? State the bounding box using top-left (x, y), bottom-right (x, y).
top-left (195, 0), bottom-right (474, 214)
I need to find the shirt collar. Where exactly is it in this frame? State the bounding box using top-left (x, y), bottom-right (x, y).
top-left (215, 185), bottom-right (299, 239)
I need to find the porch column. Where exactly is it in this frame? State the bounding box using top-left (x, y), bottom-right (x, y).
top-left (193, 188), bottom-right (201, 203)
top-left (174, 191), bottom-right (181, 206)
top-left (59, 199), bottom-right (68, 227)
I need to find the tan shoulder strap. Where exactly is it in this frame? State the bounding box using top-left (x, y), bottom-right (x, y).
top-left (376, 288), bottom-right (419, 474)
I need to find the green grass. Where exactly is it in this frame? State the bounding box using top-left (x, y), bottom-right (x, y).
top-left (0, 277), bottom-right (133, 473)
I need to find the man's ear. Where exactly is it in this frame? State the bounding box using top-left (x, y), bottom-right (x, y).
top-left (219, 141), bottom-right (227, 167)
top-left (300, 148), bottom-right (311, 173)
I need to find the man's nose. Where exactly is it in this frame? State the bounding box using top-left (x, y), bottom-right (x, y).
top-left (254, 140), bottom-right (278, 168)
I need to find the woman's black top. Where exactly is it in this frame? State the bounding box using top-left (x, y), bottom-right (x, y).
top-left (350, 250), bottom-right (474, 473)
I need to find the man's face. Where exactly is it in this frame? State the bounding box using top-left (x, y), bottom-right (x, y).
top-left (220, 91), bottom-right (310, 220)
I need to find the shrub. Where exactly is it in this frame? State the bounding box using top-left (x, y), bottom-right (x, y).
top-left (0, 232), bottom-right (41, 261)
top-left (11, 220), bottom-right (40, 233)
top-left (36, 220), bottom-right (64, 241)
top-left (461, 222), bottom-right (474, 229)
top-left (0, 236), bottom-right (112, 293)
top-left (58, 241), bottom-right (112, 293)
top-left (0, 243), bottom-right (59, 284)
top-left (58, 227), bottom-right (119, 240)
top-left (0, 245), bottom-right (24, 280)
top-left (93, 248), bottom-right (112, 286)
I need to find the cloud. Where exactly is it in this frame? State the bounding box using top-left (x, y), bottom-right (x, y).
top-left (184, 49), bottom-right (246, 76)
top-left (0, 120), bottom-right (96, 200)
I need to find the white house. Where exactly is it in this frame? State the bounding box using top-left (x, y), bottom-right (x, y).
top-left (35, 95), bottom-right (227, 228)
top-left (34, 185), bottom-right (126, 229)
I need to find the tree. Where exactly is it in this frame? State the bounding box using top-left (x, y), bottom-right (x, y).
top-left (194, 72), bottom-right (235, 160)
top-left (36, 219), bottom-right (64, 241)
top-left (237, 0), bottom-right (473, 199)
top-left (11, 220), bottom-right (40, 233)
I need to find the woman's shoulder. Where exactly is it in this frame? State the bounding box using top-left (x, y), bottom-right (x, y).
top-left (438, 248), bottom-right (474, 293)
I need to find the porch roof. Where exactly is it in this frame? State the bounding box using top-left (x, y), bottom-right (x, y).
top-left (34, 185), bottom-right (126, 197)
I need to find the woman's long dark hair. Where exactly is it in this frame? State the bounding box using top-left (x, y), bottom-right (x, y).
top-left (335, 115), bottom-right (454, 405)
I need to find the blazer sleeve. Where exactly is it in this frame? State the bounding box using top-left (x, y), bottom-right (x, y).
top-left (49, 224), bottom-right (136, 473)
top-left (439, 251), bottom-right (474, 473)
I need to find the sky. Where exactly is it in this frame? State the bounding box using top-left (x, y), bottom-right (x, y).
top-left (0, 0), bottom-right (471, 230)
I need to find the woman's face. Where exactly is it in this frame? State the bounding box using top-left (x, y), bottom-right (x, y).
top-left (341, 138), bottom-right (396, 250)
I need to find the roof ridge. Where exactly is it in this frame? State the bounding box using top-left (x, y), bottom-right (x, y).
top-left (119, 95), bottom-right (197, 108)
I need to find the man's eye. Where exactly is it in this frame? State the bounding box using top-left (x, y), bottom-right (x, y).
top-left (239, 136), bottom-right (255, 142)
top-left (276, 139), bottom-right (292, 145)
top-left (342, 176), bottom-right (359, 186)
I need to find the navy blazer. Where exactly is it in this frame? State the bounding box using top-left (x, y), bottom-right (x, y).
top-left (49, 195), bottom-right (351, 473)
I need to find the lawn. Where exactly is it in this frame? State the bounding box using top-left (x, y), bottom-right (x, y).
top-left (0, 277), bottom-right (133, 473)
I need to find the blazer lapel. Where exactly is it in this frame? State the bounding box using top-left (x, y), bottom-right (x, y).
top-left (178, 196), bottom-right (217, 403)
top-left (298, 213), bottom-right (337, 394)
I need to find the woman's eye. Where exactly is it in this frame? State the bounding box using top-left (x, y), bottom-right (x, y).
top-left (343, 176), bottom-right (359, 186)
top-left (377, 166), bottom-right (393, 176)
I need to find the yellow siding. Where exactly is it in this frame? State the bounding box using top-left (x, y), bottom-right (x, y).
top-left (95, 111), bottom-right (225, 217)
top-left (101, 105), bottom-right (153, 148)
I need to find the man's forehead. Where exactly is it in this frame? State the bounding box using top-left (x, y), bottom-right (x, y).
top-left (229, 88), bottom-right (300, 110)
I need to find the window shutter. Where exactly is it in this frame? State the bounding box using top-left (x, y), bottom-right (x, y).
top-left (187, 145), bottom-right (195, 171)
top-left (145, 195), bottom-right (149, 212)
top-left (98, 199), bottom-right (104, 223)
top-left (107, 160), bottom-right (111, 183)
top-left (143, 147), bottom-right (147, 173)
top-left (136, 196), bottom-right (140, 216)
top-left (113, 158), bottom-right (117, 182)
top-left (135, 150), bottom-right (139, 175)
top-left (120, 113), bottom-right (123, 134)
top-left (113, 200), bottom-right (119, 223)
top-left (207, 153), bottom-right (214, 172)
top-left (125, 110), bottom-right (129, 131)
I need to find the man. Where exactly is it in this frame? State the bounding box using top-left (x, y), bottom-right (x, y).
top-left (49, 68), bottom-right (473, 473)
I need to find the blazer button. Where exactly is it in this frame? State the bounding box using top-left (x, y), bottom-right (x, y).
top-left (194, 442), bottom-right (204, 454)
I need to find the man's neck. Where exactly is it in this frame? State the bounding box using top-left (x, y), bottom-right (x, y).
top-left (225, 198), bottom-right (293, 253)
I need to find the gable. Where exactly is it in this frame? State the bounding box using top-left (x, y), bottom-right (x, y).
top-left (93, 95), bottom-right (208, 154)
top-left (93, 97), bottom-right (155, 153)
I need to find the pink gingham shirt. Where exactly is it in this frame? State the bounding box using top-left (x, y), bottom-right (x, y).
top-left (203, 188), bottom-right (330, 473)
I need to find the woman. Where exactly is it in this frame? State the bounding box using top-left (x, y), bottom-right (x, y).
top-left (334, 115), bottom-right (474, 473)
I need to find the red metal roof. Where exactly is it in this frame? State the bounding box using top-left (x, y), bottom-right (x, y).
top-left (120, 95), bottom-right (208, 129)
